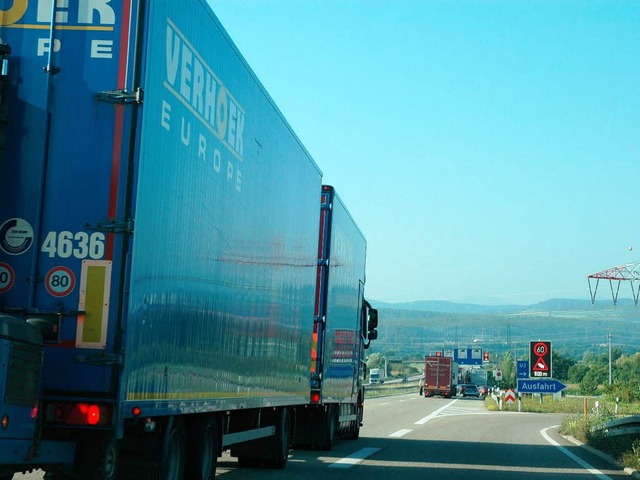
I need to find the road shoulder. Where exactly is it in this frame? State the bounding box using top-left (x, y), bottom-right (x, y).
top-left (562, 434), bottom-right (640, 479)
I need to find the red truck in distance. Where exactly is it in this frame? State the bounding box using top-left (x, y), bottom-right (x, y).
top-left (422, 356), bottom-right (457, 398)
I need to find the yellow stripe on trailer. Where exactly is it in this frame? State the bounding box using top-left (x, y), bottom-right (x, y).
top-left (76, 260), bottom-right (112, 349)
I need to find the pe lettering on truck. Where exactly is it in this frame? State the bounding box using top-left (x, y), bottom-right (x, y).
top-left (0, 0), bottom-right (117, 60)
top-left (41, 231), bottom-right (106, 260)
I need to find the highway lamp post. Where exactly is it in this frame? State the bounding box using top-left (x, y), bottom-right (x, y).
top-left (608, 329), bottom-right (613, 386)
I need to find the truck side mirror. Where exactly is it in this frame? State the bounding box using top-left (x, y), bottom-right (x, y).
top-left (368, 308), bottom-right (378, 330)
top-left (367, 329), bottom-right (378, 341)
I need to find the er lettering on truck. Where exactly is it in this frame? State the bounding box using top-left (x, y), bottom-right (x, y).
top-left (2, 0), bottom-right (117, 60)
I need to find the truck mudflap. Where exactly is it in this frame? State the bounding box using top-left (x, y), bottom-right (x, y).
top-left (0, 315), bottom-right (75, 471)
top-left (0, 439), bottom-right (75, 470)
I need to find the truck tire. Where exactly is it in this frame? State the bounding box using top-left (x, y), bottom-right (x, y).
top-left (236, 408), bottom-right (291, 469)
top-left (159, 417), bottom-right (186, 480)
top-left (75, 433), bottom-right (119, 480)
top-left (319, 406), bottom-right (336, 450)
top-left (265, 409), bottom-right (291, 469)
top-left (343, 403), bottom-right (361, 440)
top-left (185, 416), bottom-right (219, 480)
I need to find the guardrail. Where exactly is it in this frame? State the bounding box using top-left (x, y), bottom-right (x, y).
top-left (602, 415), bottom-right (640, 437)
top-left (366, 381), bottom-right (420, 396)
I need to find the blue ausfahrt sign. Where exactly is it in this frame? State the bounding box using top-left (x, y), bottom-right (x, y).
top-left (517, 379), bottom-right (566, 394)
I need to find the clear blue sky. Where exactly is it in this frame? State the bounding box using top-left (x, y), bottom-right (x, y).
top-left (209, 0), bottom-right (640, 305)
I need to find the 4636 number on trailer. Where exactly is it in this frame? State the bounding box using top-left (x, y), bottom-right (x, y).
top-left (41, 231), bottom-right (105, 259)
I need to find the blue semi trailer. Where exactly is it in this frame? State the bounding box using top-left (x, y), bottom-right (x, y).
top-left (293, 186), bottom-right (377, 450)
top-left (0, 1), bottom-right (377, 479)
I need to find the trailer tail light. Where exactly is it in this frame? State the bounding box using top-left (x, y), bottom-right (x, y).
top-left (44, 402), bottom-right (112, 427)
top-left (1, 414), bottom-right (8, 430)
top-left (310, 391), bottom-right (321, 404)
top-left (84, 404), bottom-right (101, 425)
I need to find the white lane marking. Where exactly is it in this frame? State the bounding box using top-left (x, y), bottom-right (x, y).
top-left (540, 426), bottom-right (613, 479)
top-left (415, 399), bottom-right (459, 425)
top-left (389, 429), bottom-right (413, 438)
top-left (329, 447), bottom-right (381, 469)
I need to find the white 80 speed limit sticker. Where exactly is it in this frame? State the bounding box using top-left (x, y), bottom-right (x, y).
top-left (45, 266), bottom-right (76, 297)
top-left (0, 262), bottom-right (15, 293)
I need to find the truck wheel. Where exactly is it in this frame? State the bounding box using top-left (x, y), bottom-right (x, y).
top-left (265, 409), bottom-right (291, 469)
top-left (236, 409), bottom-right (290, 469)
top-left (75, 433), bottom-right (119, 480)
top-left (343, 402), bottom-right (361, 440)
top-left (160, 418), bottom-right (186, 480)
top-left (186, 417), bottom-right (219, 480)
top-left (320, 406), bottom-right (336, 450)
top-left (345, 419), bottom-right (360, 440)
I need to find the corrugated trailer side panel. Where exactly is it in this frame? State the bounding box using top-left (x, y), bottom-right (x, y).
top-left (121, 0), bottom-right (322, 416)
top-left (322, 189), bottom-right (366, 403)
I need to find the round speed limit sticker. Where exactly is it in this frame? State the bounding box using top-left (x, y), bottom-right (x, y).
top-left (0, 262), bottom-right (15, 293)
top-left (45, 266), bottom-right (76, 297)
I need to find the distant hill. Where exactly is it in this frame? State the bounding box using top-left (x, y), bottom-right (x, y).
top-left (368, 298), bottom-right (640, 360)
top-left (372, 298), bottom-right (636, 315)
top-left (372, 300), bottom-right (526, 315)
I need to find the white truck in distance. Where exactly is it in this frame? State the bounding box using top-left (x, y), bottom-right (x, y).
top-left (369, 368), bottom-right (384, 384)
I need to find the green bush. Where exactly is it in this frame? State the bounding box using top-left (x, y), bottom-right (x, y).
top-left (620, 439), bottom-right (640, 471)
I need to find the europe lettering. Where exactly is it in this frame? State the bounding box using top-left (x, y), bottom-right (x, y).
top-left (162, 19), bottom-right (245, 192)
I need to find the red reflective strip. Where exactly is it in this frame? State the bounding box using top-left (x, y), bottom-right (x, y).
top-left (106, 0), bottom-right (132, 260)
